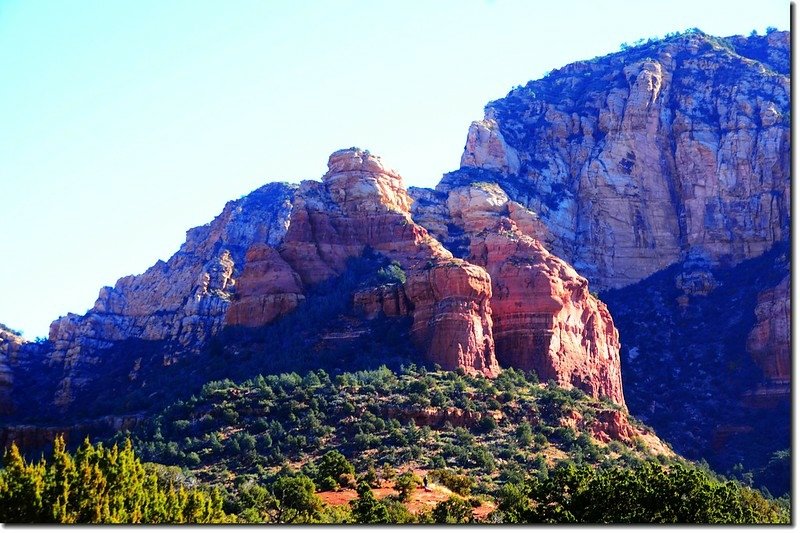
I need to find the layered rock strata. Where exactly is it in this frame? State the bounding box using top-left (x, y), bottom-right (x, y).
top-left (0, 327), bottom-right (24, 415)
top-left (746, 275), bottom-right (790, 387)
top-left (234, 149), bottom-right (500, 377)
top-left (45, 183), bottom-right (297, 407)
top-left (447, 31), bottom-right (789, 290)
top-left (469, 223), bottom-right (623, 403)
top-left (426, 183), bottom-right (624, 404)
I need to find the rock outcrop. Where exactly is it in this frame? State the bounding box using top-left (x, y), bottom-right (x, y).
top-left (461, 117), bottom-right (521, 175)
top-left (225, 244), bottom-right (305, 327)
top-left (747, 274), bottom-right (790, 386)
top-left (246, 148), bottom-right (501, 377)
top-left (0, 326), bottom-right (24, 415)
top-left (237, 149), bottom-right (623, 386)
top-left (278, 150), bottom-right (449, 285)
top-left (353, 284), bottom-right (411, 319)
top-left (448, 30), bottom-right (789, 290)
top-left (404, 261), bottom-right (497, 376)
top-left (429, 183), bottom-right (624, 404)
top-left (224, 149), bottom-right (621, 388)
top-left (469, 223), bottom-right (623, 403)
top-left (45, 183), bottom-right (297, 408)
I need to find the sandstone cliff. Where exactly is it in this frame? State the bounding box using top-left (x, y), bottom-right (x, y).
top-left (444, 30), bottom-right (789, 290)
top-left (237, 148), bottom-right (622, 392)
top-left (412, 183), bottom-right (624, 404)
top-left (746, 274), bottom-right (790, 393)
top-left (429, 32), bottom-right (790, 485)
top-left (44, 182), bottom-right (297, 408)
top-left (2, 145), bottom-right (630, 417)
top-left (231, 148), bottom-right (500, 377)
top-left (0, 326), bottom-right (24, 415)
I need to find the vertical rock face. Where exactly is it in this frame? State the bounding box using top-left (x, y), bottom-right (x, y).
top-left (433, 183), bottom-right (624, 405)
top-left (405, 262), bottom-right (498, 377)
top-left (225, 244), bottom-right (305, 327)
top-left (470, 224), bottom-right (623, 404)
top-left (259, 148), bottom-right (501, 377)
top-left (451, 31), bottom-right (789, 290)
top-left (0, 326), bottom-right (24, 415)
top-left (747, 275), bottom-right (790, 385)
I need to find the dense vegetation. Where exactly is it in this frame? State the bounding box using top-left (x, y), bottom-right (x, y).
top-left (119, 366), bottom-right (659, 487)
top-left (496, 461), bottom-right (787, 524)
top-left (0, 436), bottom-right (227, 524)
top-left (90, 366), bottom-right (783, 524)
top-left (2, 366), bottom-right (787, 523)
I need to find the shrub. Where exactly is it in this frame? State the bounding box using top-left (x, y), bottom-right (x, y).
top-left (380, 464), bottom-right (396, 482)
top-left (338, 473), bottom-right (357, 490)
top-left (313, 451), bottom-right (355, 489)
top-left (269, 475), bottom-right (323, 523)
top-left (476, 416), bottom-right (498, 434)
top-left (394, 471), bottom-right (421, 502)
top-left (430, 470), bottom-right (475, 496)
top-left (350, 483), bottom-right (389, 524)
top-left (515, 421), bottom-right (533, 446)
top-left (432, 496), bottom-right (473, 524)
top-left (0, 436), bottom-right (228, 524)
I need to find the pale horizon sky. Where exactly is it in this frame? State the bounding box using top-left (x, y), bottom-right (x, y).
top-left (0, 0), bottom-right (791, 339)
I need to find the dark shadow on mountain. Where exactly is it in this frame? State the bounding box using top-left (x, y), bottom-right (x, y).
top-left (602, 240), bottom-right (790, 497)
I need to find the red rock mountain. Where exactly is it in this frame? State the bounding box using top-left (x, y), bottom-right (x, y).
top-left (442, 30), bottom-right (789, 291)
top-left (227, 148), bottom-right (621, 395)
top-left (230, 148), bottom-right (501, 379)
top-left (0, 34), bottom-right (787, 494)
top-left (0, 147), bottom-right (626, 417)
top-left (423, 30), bottom-right (789, 487)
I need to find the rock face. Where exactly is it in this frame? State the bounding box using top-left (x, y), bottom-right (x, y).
top-left (420, 183), bottom-right (624, 404)
top-left (747, 275), bottom-right (790, 386)
top-left (246, 148), bottom-right (501, 377)
top-left (353, 284), bottom-right (411, 319)
top-left (448, 30), bottom-right (789, 290)
top-left (0, 326), bottom-right (24, 415)
top-left (469, 223), bottom-right (623, 403)
top-left (225, 244), bottom-right (305, 327)
top-left (404, 261), bottom-right (497, 376)
top-left (461, 118), bottom-right (521, 175)
top-left (44, 183), bottom-right (297, 408)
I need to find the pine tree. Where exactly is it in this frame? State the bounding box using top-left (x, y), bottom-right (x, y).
top-left (0, 435), bottom-right (229, 524)
top-left (350, 482), bottom-right (390, 524)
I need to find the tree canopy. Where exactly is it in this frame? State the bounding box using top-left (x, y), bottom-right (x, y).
top-left (0, 436), bottom-right (228, 524)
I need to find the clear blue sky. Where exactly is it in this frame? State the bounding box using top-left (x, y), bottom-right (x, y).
top-left (0, 0), bottom-right (790, 339)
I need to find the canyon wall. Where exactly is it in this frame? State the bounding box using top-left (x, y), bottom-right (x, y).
top-left (444, 30), bottom-right (789, 290)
